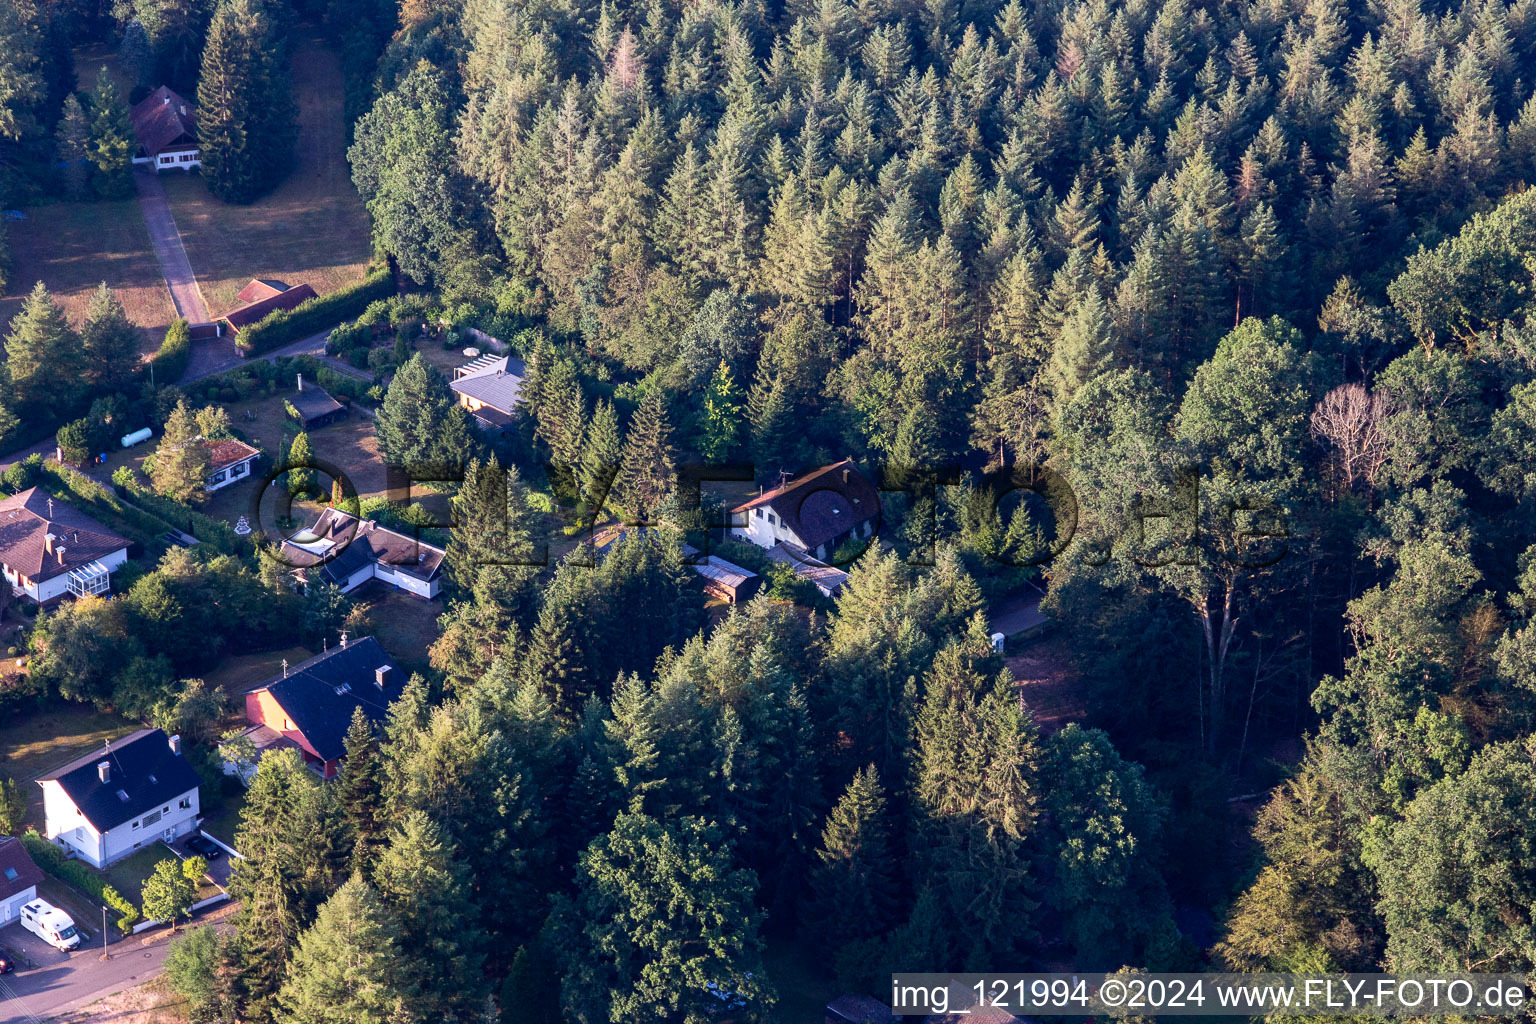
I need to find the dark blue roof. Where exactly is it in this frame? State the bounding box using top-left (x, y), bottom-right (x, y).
top-left (252, 637), bottom-right (403, 762)
top-left (40, 729), bottom-right (201, 832)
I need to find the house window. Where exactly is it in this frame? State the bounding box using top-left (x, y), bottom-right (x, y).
top-left (210, 471), bottom-right (226, 484)
top-left (160, 156), bottom-right (173, 164)
top-left (230, 463), bottom-right (245, 477)
top-left (179, 796), bottom-right (191, 809)
top-left (754, 509), bottom-right (762, 519)
top-left (767, 513), bottom-right (776, 525)
top-left (132, 821), bottom-right (139, 830)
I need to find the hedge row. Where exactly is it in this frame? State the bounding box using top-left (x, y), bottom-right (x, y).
top-left (121, 481), bottom-right (247, 554)
top-left (38, 462), bottom-right (174, 549)
top-left (234, 267), bottom-right (395, 356)
top-left (152, 319), bottom-right (192, 384)
top-left (21, 830), bottom-right (143, 930)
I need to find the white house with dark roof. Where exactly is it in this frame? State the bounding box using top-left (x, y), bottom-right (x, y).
top-left (37, 730), bottom-right (201, 869)
top-left (730, 459), bottom-right (880, 561)
top-left (0, 489), bottom-right (130, 603)
top-left (281, 507), bottom-right (447, 599)
top-left (451, 355), bottom-right (526, 430)
top-left (129, 86), bottom-right (199, 169)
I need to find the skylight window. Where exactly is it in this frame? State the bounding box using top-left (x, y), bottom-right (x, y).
top-left (116, 789), bottom-right (130, 802)
top-left (3, 867), bottom-right (17, 880)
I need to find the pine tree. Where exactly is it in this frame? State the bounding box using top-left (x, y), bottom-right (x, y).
top-left (86, 67), bottom-right (134, 199)
top-left (274, 875), bottom-right (408, 1024)
top-left (617, 392), bottom-right (675, 518)
top-left (337, 707), bottom-right (386, 879)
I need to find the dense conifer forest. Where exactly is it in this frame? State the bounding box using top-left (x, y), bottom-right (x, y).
top-left (7, 0), bottom-right (1536, 1017)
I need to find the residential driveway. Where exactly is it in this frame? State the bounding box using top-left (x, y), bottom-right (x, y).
top-left (134, 169), bottom-right (210, 324)
top-left (166, 834), bottom-right (235, 890)
top-left (989, 591), bottom-right (1049, 640)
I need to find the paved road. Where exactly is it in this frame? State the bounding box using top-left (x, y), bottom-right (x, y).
top-left (133, 170), bottom-right (209, 325)
top-left (0, 909), bottom-right (232, 1022)
top-left (989, 590), bottom-right (1049, 639)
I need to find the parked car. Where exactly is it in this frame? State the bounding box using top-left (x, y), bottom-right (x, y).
top-left (184, 834), bottom-right (223, 859)
top-left (20, 899), bottom-right (80, 951)
top-left (0, 948), bottom-right (17, 973)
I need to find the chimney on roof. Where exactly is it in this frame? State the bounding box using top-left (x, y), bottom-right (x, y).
top-left (179, 104), bottom-right (186, 116)
top-left (297, 373), bottom-right (303, 392)
top-left (375, 665), bottom-right (393, 690)
top-left (44, 533), bottom-right (55, 555)
top-left (843, 468), bottom-right (850, 484)
top-left (163, 95), bottom-right (170, 105)
top-left (97, 762), bottom-right (110, 784)
top-left (169, 734), bottom-right (181, 755)
top-left (56, 546), bottom-right (66, 566)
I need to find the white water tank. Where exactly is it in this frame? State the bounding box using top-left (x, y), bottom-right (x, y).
top-left (121, 427), bottom-right (153, 448)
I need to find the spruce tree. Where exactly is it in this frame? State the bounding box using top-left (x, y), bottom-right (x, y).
top-left (285, 430), bottom-right (316, 497)
top-left (582, 397), bottom-right (623, 513)
top-left (274, 875), bottom-right (407, 1024)
top-left (697, 359), bottom-right (744, 461)
top-left (374, 352), bottom-right (476, 471)
top-left (371, 813), bottom-right (490, 1020)
top-left (197, 0), bottom-right (295, 203)
top-left (616, 391), bottom-right (676, 518)
top-left (802, 765), bottom-right (900, 980)
top-left (55, 93), bottom-right (89, 200)
top-left (4, 281), bottom-right (79, 410)
top-left (337, 707), bottom-right (386, 878)
top-left (86, 67), bottom-right (134, 199)
top-left (80, 283), bottom-right (141, 393)
top-left (151, 398), bottom-right (212, 503)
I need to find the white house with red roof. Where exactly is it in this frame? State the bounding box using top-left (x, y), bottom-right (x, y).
top-left (204, 438), bottom-right (261, 493)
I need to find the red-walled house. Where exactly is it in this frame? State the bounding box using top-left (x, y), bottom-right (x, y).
top-left (235, 636), bottom-right (403, 780)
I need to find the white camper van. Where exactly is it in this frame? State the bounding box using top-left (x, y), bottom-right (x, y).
top-left (20, 898), bottom-right (80, 951)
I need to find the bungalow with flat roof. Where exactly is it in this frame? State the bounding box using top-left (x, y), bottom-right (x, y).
top-left (0, 489), bottom-right (129, 602)
top-left (287, 374), bottom-right (347, 430)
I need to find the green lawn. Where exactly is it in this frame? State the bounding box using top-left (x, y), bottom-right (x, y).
top-left (161, 31), bottom-right (373, 315)
top-left (349, 582), bottom-right (443, 673)
top-left (203, 645), bottom-right (315, 699)
top-left (100, 843), bottom-right (176, 908)
top-left (0, 706), bottom-right (141, 831)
